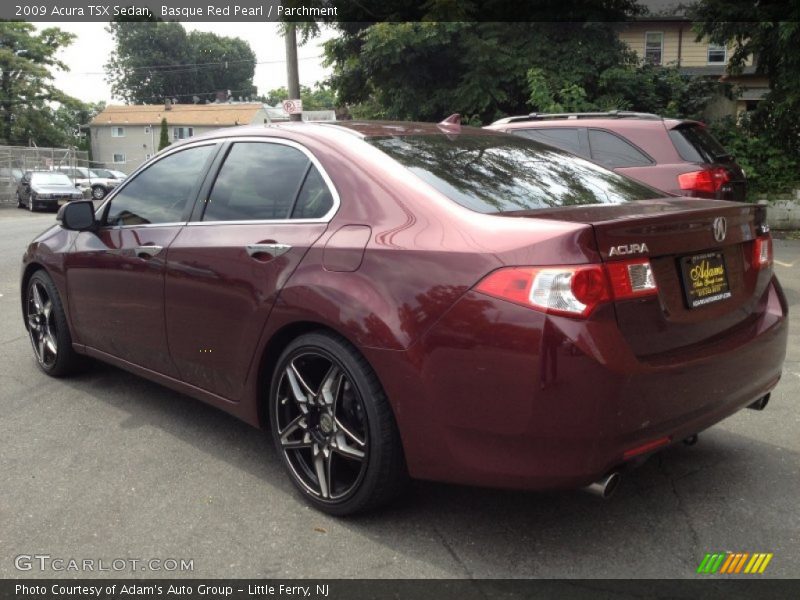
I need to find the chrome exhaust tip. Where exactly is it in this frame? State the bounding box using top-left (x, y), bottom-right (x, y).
top-left (583, 472), bottom-right (621, 499)
top-left (747, 394), bottom-right (770, 411)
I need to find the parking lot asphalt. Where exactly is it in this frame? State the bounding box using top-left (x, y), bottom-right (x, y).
top-left (0, 206), bottom-right (798, 579)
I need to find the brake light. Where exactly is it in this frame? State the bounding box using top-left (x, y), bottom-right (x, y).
top-left (678, 167), bottom-right (730, 194)
top-left (475, 259), bottom-right (658, 318)
top-left (752, 236), bottom-right (773, 269)
top-left (622, 436), bottom-right (671, 460)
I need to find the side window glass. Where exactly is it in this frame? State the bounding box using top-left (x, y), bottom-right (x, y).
top-left (514, 128), bottom-right (583, 155)
top-left (203, 142), bottom-right (310, 222)
top-left (291, 165), bottom-right (334, 219)
top-left (105, 145), bottom-right (213, 226)
top-left (588, 129), bottom-right (652, 168)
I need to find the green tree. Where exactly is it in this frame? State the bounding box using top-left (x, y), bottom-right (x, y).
top-left (158, 117), bottom-right (170, 150)
top-left (106, 20), bottom-right (257, 104)
top-left (263, 84), bottom-right (336, 110)
top-left (692, 1), bottom-right (800, 156)
top-left (0, 22), bottom-right (79, 146)
top-left (314, 1), bottom-right (644, 123)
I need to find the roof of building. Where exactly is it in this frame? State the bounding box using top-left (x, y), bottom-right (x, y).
top-left (90, 103), bottom-right (265, 127)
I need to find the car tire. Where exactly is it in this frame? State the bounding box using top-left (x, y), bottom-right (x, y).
top-left (25, 271), bottom-right (82, 377)
top-left (16, 193), bottom-right (24, 208)
top-left (269, 331), bottom-right (407, 516)
top-left (91, 185), bottom-right (106, 200)
top-left (28, 197), bottom-right (35, 212)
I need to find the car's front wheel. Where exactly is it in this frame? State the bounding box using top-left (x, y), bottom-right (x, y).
top-left (25, 271), bottom-right (81, 377)
top-left (91, 185), bottom-right (107, 200)
top-left (269, 332), bottom-right (407, 515)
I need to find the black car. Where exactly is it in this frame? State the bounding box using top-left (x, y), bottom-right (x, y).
top-left (17, 171), bottom-right (84, 212)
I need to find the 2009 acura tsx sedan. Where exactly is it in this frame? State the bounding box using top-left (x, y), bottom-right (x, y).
top-left (21, 119), bottom-right (788, 515)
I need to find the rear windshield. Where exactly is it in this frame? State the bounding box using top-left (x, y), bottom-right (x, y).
top-left (31, 173), bottom-right (73, 186)
top-left (367, 134), bottom-right (659, 214)
top-left (668, 124), bottom-right (729, 163)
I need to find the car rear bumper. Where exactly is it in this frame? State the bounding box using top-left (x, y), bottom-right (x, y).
top-left (366, 275), bottom-right (788, 491)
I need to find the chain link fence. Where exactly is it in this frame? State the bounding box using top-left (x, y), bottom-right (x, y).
top-left (0, 145), bottom-right (90, 204)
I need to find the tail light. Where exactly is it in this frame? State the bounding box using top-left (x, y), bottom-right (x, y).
top-left (752, 236), bottom-right (773, 269)
top-left (678, 167), bottom-right (730, 194)
top-left (475, 259), bottom-right (658, 318)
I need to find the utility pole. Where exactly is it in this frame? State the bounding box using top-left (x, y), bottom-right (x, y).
top-left (284, 23), bottom-right (302, 122)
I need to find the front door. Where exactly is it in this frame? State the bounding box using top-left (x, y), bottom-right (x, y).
top-left (165, 140), bottom-right (337, 400)
top-left (66, 143), bottom-right (218, 376)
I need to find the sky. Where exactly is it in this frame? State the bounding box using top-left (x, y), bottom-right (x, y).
top-left (35, 22), bottom-right (336, 105)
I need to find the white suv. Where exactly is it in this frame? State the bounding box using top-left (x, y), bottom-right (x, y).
top-left (54, 166), bottom-right (120, 200)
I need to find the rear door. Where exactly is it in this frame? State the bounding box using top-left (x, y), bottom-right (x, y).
top-left (164, 139), bottom-right (337, 401)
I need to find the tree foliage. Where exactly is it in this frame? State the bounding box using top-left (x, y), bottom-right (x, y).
top-left (0, 22), bottom-right (86, 146)
top-left (692, 1), bottom-right (800, 157)
top-left (262, 84), bottom-right (336, 110)
top-left (158, 117), bottom-right (170, 150)
top-left (105, 20), bottom-right (257, 104)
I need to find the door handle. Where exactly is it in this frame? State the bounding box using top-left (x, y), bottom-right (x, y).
top-left (246, 243), bottom-right (292, 258)
top-left (135, 245), bottom-right (163, 259)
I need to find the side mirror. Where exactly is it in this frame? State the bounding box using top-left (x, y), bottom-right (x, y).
top-left (58, 200), bottom-right (97, 231)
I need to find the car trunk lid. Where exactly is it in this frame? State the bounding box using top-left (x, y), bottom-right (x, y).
top-left (503, 198), bottom-right (770, 358)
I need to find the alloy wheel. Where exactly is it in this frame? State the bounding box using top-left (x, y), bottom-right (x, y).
top-left (27, 281), bottom-right (58, 369)
top-left (92, 186), bottom-right (106, 200)
top-left (275, 352), bottom-right (369, 502)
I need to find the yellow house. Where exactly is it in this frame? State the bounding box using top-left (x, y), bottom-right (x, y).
top-left (617, 3), bottom-right (768, 118)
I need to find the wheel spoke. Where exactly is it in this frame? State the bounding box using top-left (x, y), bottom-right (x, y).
top-left (37, 336), bottom-right (45, 361)
top-left (44, 332), bottom-right (57, 355)
top-left (42, 301), bottom-right (52, 319)
top-left (31, 284), bottom-right (44, 312)
top-left (319, 365), bottom-right (343, 408)
top-left (313, 445), bottom-right (330, 498)
top-left (333, 431), bottom-right (366, 460)
top-left (285, 364), bottom-right (312, 406)
top-left (335, 417), bottom-right (366, 447)
top-left (279, 414), bottom-right (307, 442)
top-left (27, 314), bottom-right (39, 331)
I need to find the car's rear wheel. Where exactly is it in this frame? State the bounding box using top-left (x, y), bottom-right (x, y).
top-left (269, 332), bottom-right (407, 515)
top-left (25, 271), bottom-right (81, 377)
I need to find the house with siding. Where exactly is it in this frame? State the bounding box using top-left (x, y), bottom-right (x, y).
top-left (618, 0), bottom-right (767, 118)
top-left (89, 102), bottom-right (268, 173)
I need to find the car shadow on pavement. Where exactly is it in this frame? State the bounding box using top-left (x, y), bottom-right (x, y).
top-left (56, 359), bottom-right (799, 578)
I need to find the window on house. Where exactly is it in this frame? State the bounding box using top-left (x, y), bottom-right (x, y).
top-left (173, 127), bottom-right (194, 140)
top-left (113, 154), bottom-right (126, 164)
top-left (644, 32), bottom-right (664, 66)
top-left (707, 43), bottom-right (727, 64)
top-left (111, 127), bottom-right (125, 138)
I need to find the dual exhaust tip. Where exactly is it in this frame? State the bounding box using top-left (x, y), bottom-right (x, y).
top-left (583, 395), bottom-right (770, 500)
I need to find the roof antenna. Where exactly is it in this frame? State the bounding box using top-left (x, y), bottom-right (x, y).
top-left (438, 113), bottom-right (461, 133)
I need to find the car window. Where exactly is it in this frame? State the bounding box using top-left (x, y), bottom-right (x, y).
top-left (202, 142), bottom-right (312, 222)
top-left (513, 128), bottom-right (583, 155)
top-left (291, 165), bottom-right (334, 219)
top-left (31, 173), bottom-right (73, 186)
top-left (668, 124), bottom-right (729, 163)
top-left (105, 145), bottom-right (214, 226)
top-left (367, 134), bottom-right (659, 214)
top-left (588, 129), bottom-right (652, 168)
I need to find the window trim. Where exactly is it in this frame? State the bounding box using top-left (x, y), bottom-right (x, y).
top-left (707, 43), bottom-right (727, 65)
top-left (186, 137), bottom-right (341, 226)
top-left (111, 126), bottom-right (125, 138)
top-left (112, 153), bottom-right (126, 164)
top-left (173, 126), bottom-right (194, 141)
top-left (587, 128), bottom-right (655, 167)
top-left (644, 31), bottom-right (664, 66)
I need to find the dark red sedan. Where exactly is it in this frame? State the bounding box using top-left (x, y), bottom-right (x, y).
top-left (21, 121), bottom-right (787, 515)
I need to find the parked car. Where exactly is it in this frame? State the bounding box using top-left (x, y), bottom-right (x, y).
top-left (53, 165), bottom-right (120, 200)
top-left (16, 171), bottom-right (84, 211)
top-left (21, 120), bottom-right (786, 515)
top-left (91, 167), bottom-right (127, 182)
top-left (485, 111), bottom-right (747, 201)
top-left (0, 166), bottom-right (23, 186)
